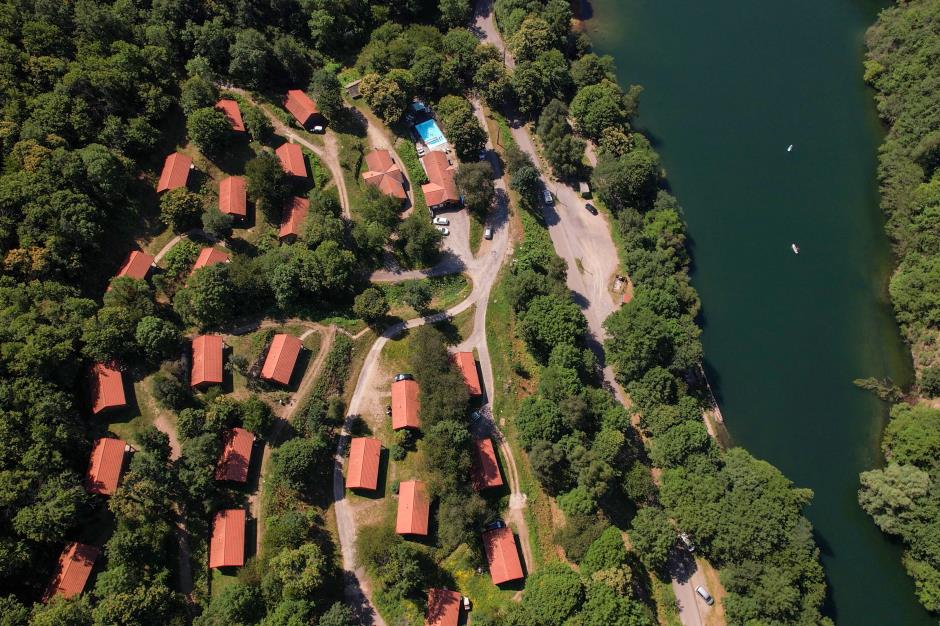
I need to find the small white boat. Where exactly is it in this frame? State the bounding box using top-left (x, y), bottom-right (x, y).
top-left (791, 243), bottom-right (800, 254)
top-left (787, 144), bottom-right (794, 152)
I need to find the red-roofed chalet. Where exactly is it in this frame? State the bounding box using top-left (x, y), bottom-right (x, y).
top-left (43, 543), bottom-right (99, 602)
top-left (483, 526), bottom-right (524, 585)
top-left (89, 363), bottom-right (126, 415)
top-left (454, 351), bottom-right (482, 396)
top-left (260, 334), bottom-right (303, 385)
top-left (215, 99), bottom-right (246, 132)
top-left (192, 247), bottom-right (231, 274)
top-left (85, 437), bottom-right (129, 496)
top-left (156, 152), bottom-right (192, 192)
top-left (284, 90), bottom-right (321, 128)
top-left (420, 151), bottom-right (459, 209)
top-left (279, 197), bottom-right (309, 240)
top-left (471, 437), bottom-right (504, 491)
top-left (391, 379), bottom-right (420, 430)
top-left (396, 479), bottom-right (430, 536)
top-left (191, 334), bottom-right (224, 388)
top-left (362, 150), bottom-right (407, 200)
top-left (276, 142), bottom-right (307, 178)
top-left (115, 250), bottom-right (155, 282)
top-left (216, 427), bottom-right (254, 482)
top-left (218, 176), bottom-right (247, 218)
top-left (209, 509), bottom-right (246, 568)
top-left (346, 437), bottom-right (382, 491)
top-left (426, 588), bottom-right (461, 626)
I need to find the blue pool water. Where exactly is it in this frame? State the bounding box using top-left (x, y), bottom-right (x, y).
top-left (415, 119), bottom-right (447, 150)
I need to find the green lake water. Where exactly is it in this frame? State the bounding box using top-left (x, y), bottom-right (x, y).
top-left (586, 0), bottom-right (929, 623)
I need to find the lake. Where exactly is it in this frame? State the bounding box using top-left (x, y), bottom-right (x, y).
top-left (585, 0), bottom-right (928, 623)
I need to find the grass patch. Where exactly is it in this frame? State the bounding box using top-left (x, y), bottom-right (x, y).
top-left (441, 543), bottom-right (516, 622)
top-left (107, 378), bottom-right (166, 445)
top-left (469, 209), bottom-right (484, 255)
top-left (379, 274), bottom-right (471, 320)
top-left (143, 228), bottom-right (176, 257)
top-left (652, 573), bottom-right (682, 626)
top-left (394, 139), bottom-right (428, 214)
top-left (210, 568), bottom-right (240, 599)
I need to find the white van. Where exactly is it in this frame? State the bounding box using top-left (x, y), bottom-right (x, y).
top-left (695, 585), bottom-right (714, 606)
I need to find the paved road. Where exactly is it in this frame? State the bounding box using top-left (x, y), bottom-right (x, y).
top-left (472, 1), bottom-right (710, 623)
top-left (332, 110), bottom-right (521, 624)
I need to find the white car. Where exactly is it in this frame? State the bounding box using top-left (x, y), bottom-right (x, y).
top-left (695, 586), bottom-right (714, 606)
top-left (416, 145), bottom-right (426, 156)
top-left (483, 226), bottom-right (493, 240)
top-left (432, 216), bottom-right (450, 226)
top-left (543, 189), bottom-right (553, 204)
top-left (312, 125), bottom-right (324, 134)
top-left (436, 226), bottom-right (449, 236)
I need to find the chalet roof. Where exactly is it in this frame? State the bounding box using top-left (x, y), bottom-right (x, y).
top-left (90, 363), bottom-right (126, 415)
top-left (362, 150), bottom-right (407, 200)
top-left (426, 588), bottom-right (461, 626)
top-left (218, 176), bottom-right (247, 217)
top-left (483, 526), bottom-right (524, 584)
top-left (260, 334), bottom-right (303, 385)
top-left (454, 351), bottom-right (482, 396)
top-left (346, 437), bottom-right (382, 491)
top-left (279, 197), bottom-right (309, 239)
top-left (191, 334), bottom-right (224, 388)
top-left (115, 250), bottom-right (155, 281)
top-left (209, 509), bottom-right (246, 569)
top-left (157, 152), bottom-right (192, 192)
top-left (192, 247), bottom-right (231, 273)
top-left (396, 479), bottom-right (430, 536)
top-left (284, 90), bottom-right (320, 125)
top-left (215, 99), bottom-right (245, 132)
top-left (216, 427), bottom-right (254, 482)
top-left (43, 543), bottom-right (99, 602)
top-left (420, 151), bottom-right (458, 207)
top-left (391, 379), bottom-right (420, 429)
top-left (85, 438), bottom-right (128, 496)
top-left (471, 437), bottom-right (504, 491)
top-left (276, 143), bottom-right (307, 178)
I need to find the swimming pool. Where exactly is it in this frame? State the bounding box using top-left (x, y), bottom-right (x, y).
top-left (415, 119), bottom-right (447, 150)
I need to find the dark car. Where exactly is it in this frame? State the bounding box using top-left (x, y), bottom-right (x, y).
top-left (585, 202), bottom-right (598, 215)
top-left (483, 519), bottom-right (506, 532)
top-left (394, 373), bottom-right (414, 382)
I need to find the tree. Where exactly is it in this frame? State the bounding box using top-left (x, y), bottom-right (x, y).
top-left (571, 53), bottom-right (615, 88)
top-left (319, 602), bottom-right (357, 626)
top-left (135, 316), bottom-right (181, 362)
top-left (353, 287), bottom-right (389, 324)
top-left (474, 59), bottom-right (512, 107)
top-left (360, 72), bottom-right (409, 125)
top-left (264, 543), bottom-right (327, 601)
top-left (438, 103), bottom-right (486, 162)
top-left (509, 16), bottom-right (553, 63)
top-left (241, 395), bottom-right (274, 436)
top-left (581, 526), bottom-right (629, 576)
top-left (403, 281), bottom-right (432, 312)
top-left (570, 81), bottom-right (636, 141)
top-left (519, 295), bottom-right (587, 362)
top-left (246, 153), bottom-right (290, 220)
top-left (439, 0), bottom-right (471, 29)
top-left (243, 105), bottom-right (273, 143)
top-left (12, 472), bottom-right (88, 543)
top-left (858, 463), bottom-right (930, 537)
top-left (310, 69), bottom-right (343, 121)
top-left (202, 207), bottom-right (233, 239)
top-left (519, 563), bottom-right (584, 625)
top-left (882, 403), bottom-right (940, 467)
top-left (160, 189), bottom-right (204, 233)
top-left (411, 47), bottom-right (444, 97)
top-left (558, 486), bottom-right (595, 517)
top-left (151, 370), bottom-right (189, 410)
top-left (455, 162), bottom-right (495, 215)
top-left (592, 145), bottom-right (661, 212)
top-left (197, 582), bottom-right (264, 626)
top-left (270, 436), bottom-right (331, 493)
top-left (398, 211), bottom-right (442, 266)
top-left (187, 107), bottom-right (231, 155)
top-left (530, 440), bottom-right (573, 495)
top-left (577, 583), bottom-right (653, 626)
top-left (174, 263), bottom-right (237, 329)
top-left (228, 29), bottom-right (275, 90)
top-left (516, 396), bottom-right (568, 448)
top-left (180, 75), bottom-right (218, 115)
top-left (629, 507), bottom-right (675, 571)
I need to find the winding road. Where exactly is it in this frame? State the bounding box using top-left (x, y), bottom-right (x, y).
top-left (331, 103), bottom-right (527, 624)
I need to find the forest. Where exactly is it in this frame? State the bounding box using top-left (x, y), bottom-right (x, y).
top-left (0, 0), bottom-right (835, 622)
top-left (858, 0), bottom-right (940, 614)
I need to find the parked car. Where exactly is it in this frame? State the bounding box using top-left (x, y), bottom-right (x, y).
top-left (695, 586), bottom-right (714, 606)
top-left (483, 519), bottom-right (505, 531)
top-left (483, 226), bottom-right (493, 240)
top-left (394, 373), bottom-right (414, 382)
top-left (543, 189), bottom-right (553, 204)
top-left (436, 226), bottom-right (450, 236)
top-left (416, 145), bottom-right (426, 156)
top-left (678, 532), bottom-right (695, 552)
top-left (462, 596), bottom-right (472, 611)
top-left (432, 216), bottom-right (450, 226)
top-left (585, 202), bottom-right (598, 215)
top-left (312, 125), bottom-right (324, 134)
top-left (385, 405), bottom-right (392, 416)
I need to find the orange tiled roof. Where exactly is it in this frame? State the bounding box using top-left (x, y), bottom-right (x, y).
top-left (284, 90), bottom-right (320, 126)
top-left (276, 142), bottom-right (307, 178)
top-left (192, 247), bottom-right (231, 274)
top-left (157, 152), bottom-right (192, 192)
top-left (218, 176), bottom-right (247, 217)
top-left (279, 197), bottom-right (309, 239)
top-left (420, 151), bottom-right (458, 207)
top-left (85, 437), bottom-right (127, 496)
top-left (260, 334), bottom-right (303, 385)
top-left (484, 526), bottom-right (524, 584)
top-left (216, 427), bottom-right (254, 482)
top-left (426, 588), bottom-right (461, 626)
top-left (454, 351), bottom-right (482, 396)
top-left (209, 509), bottom-right (246, 568)
top-left (391, 379), bottom-right (420, 429)
top-left (396, 479), bottom-right (430, 536)
top-left (191, 334), bottom-right (224, 388)
top-left (215, 99), bottom-right (245, 132)
top-left (346, 437), bottom-right (382, 490)
top-left (115, 250), bottom-right (155, 281)
top-left (43, 543), bottom-right (99, 602)
top-left (89, 363), bottom-right (126, 415)
top-left (471, 437), bottom-right (504, 491)
top-left (362, 150), bottom-right (407, 200)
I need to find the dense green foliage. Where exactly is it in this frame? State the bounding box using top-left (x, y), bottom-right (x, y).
top-left (857, 0), bottom-right (940, 613)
